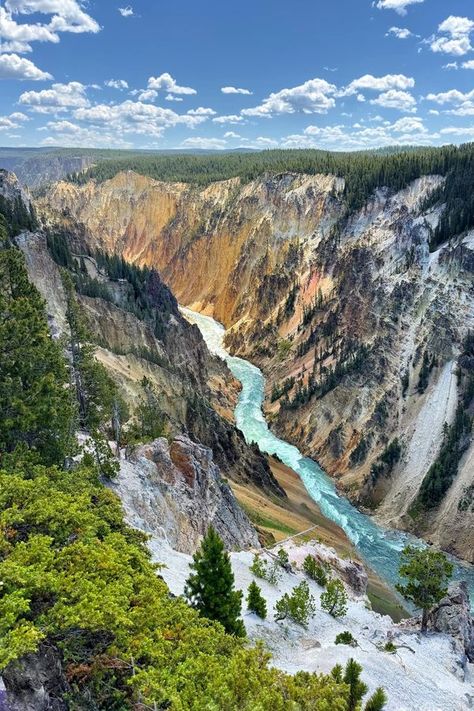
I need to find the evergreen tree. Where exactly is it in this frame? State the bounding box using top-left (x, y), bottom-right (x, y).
top-left (364, 688), bottom-right (388, 711)
top-left (246, 581), bottom-right (267, 619)
top-left (0, 245), bottom-right (74, 465)
top-left (344, 658), bottom-right (368, 711)
top-left (274, 580), bottom-right (316, 627)
top-left (185, 526), bottom-right (245, 637)
top-left (320, 579), bottom-right (348, 618)
top-left (396, 545), bottom-right (453, 632)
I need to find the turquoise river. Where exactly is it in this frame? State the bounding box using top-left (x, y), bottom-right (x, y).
top-left (182, 307), bottom-right (474, 605)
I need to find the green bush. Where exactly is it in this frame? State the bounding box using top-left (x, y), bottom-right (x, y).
top-left (275, 580), bottom-right (316, 628)
top-left (303, 555), bottom-right (330, 587)
top-left (335, 631), bottom-right (357, 646)
top-left (321, 579), bottom-right (348, 618)
top-left (247, 581), bottom-right (267, 619)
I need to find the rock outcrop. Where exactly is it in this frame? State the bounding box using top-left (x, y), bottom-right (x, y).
top-left (111, 435), bottom-right (259, 553)
top-left (2, 644), bottom-right (68, 711)
top-left (429, 582), bottom-right (474, 665)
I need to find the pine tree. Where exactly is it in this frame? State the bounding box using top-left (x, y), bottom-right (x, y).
top-left (246, 581), bottom-right (267, 619)
top-left (396, 545), bottom-right (453, 632)
top-left (364, 687), bottom-right (388, 711)
top-left (320, 579), bottom-right (348, 618)
top-left (0, 245), bottom-right (74, 465)
top-left (185, 526), bottom-right (245, 636)
top-left (344, 658), bottom-right (368, 711)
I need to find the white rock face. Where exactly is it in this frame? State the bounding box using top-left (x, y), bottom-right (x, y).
top-left (110, 434), bottom-right (259, 553)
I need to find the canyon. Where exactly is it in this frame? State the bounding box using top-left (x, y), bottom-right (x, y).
top-left (39, 167), bottom-right (474, 561)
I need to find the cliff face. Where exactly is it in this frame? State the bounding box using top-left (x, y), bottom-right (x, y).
top-left (41, 171), bottom-right (474, 559)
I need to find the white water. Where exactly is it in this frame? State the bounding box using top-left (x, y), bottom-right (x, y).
top-left (182, 307), bottom-right (474, 603)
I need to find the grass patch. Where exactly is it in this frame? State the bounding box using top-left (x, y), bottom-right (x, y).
top-left (241, 503), bottom-right (298, 536)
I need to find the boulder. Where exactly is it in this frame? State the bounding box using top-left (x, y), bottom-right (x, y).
top-left (428, 581), bottom-right (474, 665)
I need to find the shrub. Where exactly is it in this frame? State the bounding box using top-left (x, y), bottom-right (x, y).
top-left (274, 580), bottom-right (316, 627)
top-left (303, 555), bottom-right (329, 587)
top-left (246, 581), bottom-right (267, 619)
top-left (321, 579), bottom-right (348, 618)
top-left (335, 631), bottom-right (357, 646)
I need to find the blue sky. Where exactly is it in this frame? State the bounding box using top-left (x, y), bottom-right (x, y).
top-left (0, 0), bottom-right (473, 150)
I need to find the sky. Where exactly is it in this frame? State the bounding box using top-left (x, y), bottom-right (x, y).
top-left (0, 0), bottom-right (473, 151)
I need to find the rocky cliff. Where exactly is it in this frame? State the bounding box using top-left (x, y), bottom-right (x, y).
top-left (40, 170), bottom-right (474, 560)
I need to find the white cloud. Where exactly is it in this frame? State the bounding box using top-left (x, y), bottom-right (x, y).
top-left (73, 99), bottom-right (209, 138)
top-left (0, 110), bottom-right (28, 130)
top-left (242, 78), bottom-right (337, 117)
top-left (212, 114), bottom-right (244, 124)
top-left (386, 26), bottom-right (415, 39)
top-left (423, 88), bottom-right (474, 117)
top-left (1, 1), bottom-right (100, 54)
top-left (165, 94), bottom-right (183, 102)
top-left (462, 60), bottom-right (474, 69)
top-left (19, 81), bottom-right (89, 112)
top-left (425, 88), bottom-right (474, 104)
top-left (429, 16), bottom-right (474, 56)
top-left (283, 115), bottom-right (437, 151)
top-left (221, 86), bottom-right (252, 95)
top-left (443, 62), bottom-right (459, 70)
top-left (39, 119), bottom-right (133, 148)
top-left (186, 107), bottom-right (216, 116)
top-left (136, 89), bottom-right (157, 102)
top-left (118, 6), bottom-right (134, 17)
top-left (439, 126), bottom-right (474, 138)
top-left (0, 52), bottom-right (52, 79)
top-left (0, 39), bottom-right (32, 53)
top-left (370, 89), bottom-right (417, 112)
top-left (223, 131), bottom-right (240, 138)
top-left (181, 136), bottom-right (227, 150)
top-left (375, 0), bottom-right (424, 16)
top-left (147, 72), bottom-right (196, 95)
top-left (105, 79), bottom-right (129, 90)
top-left (342, 73), bottom-right (415, 95)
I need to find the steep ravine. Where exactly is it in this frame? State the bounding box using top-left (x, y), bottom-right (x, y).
top-left (40, 171), bottom-right (474, 560)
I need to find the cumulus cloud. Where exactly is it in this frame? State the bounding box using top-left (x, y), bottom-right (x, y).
top-left (425, 88), bottom-right (474, 116)
top-left (212, 114), bottom-right (244, 124)
top-left (165, 94), bottom-right (183, 102)
top-left (429, 16), bottom-right (474, 56)
top-left (72, 99), bottom-right (210, 138)
top-left (342, 73), bottom-right (415, 95)
top-left (186, 107), bottom-right (216, 116)
top-left (1, 0), bottom-right (100, 55)
top-left (39, 119), bottom-right (133, 148)
top-left (19, 81), bottom-right (89, 112)
top-left (0, 52), bottom-right (52, 79)
top-left (283, 114), bottom-right (436, 151)
top-left (375, 0), bottom-right (424, 16)
top-left (181, 136), bottom-right (227, 149)
top-left (370, 89), bottom-right (417, 112)
top-left (386, 26), bottom-right (415, 39)
top-left (118, 6), bottom-right (134, 17)
top-left (241, 78), bottom-right (337, 117)
top-left (147, 72), bottom-right (196, 95)
top-left (221, 86), bottom-right (252, 95)
top-left (0, 110), bottom-right (28, 130)
top-left (136, 89), bottom-right (157, 102)
top-left (223, 131), bottom-right (240, 138)
top-left (462, 59), bottom-right (474, 69)
top-left (105, 79), bottom-right (129, 90)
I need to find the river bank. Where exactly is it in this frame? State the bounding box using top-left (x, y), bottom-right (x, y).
top-left (231, 455), bottom-right (407, 620)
